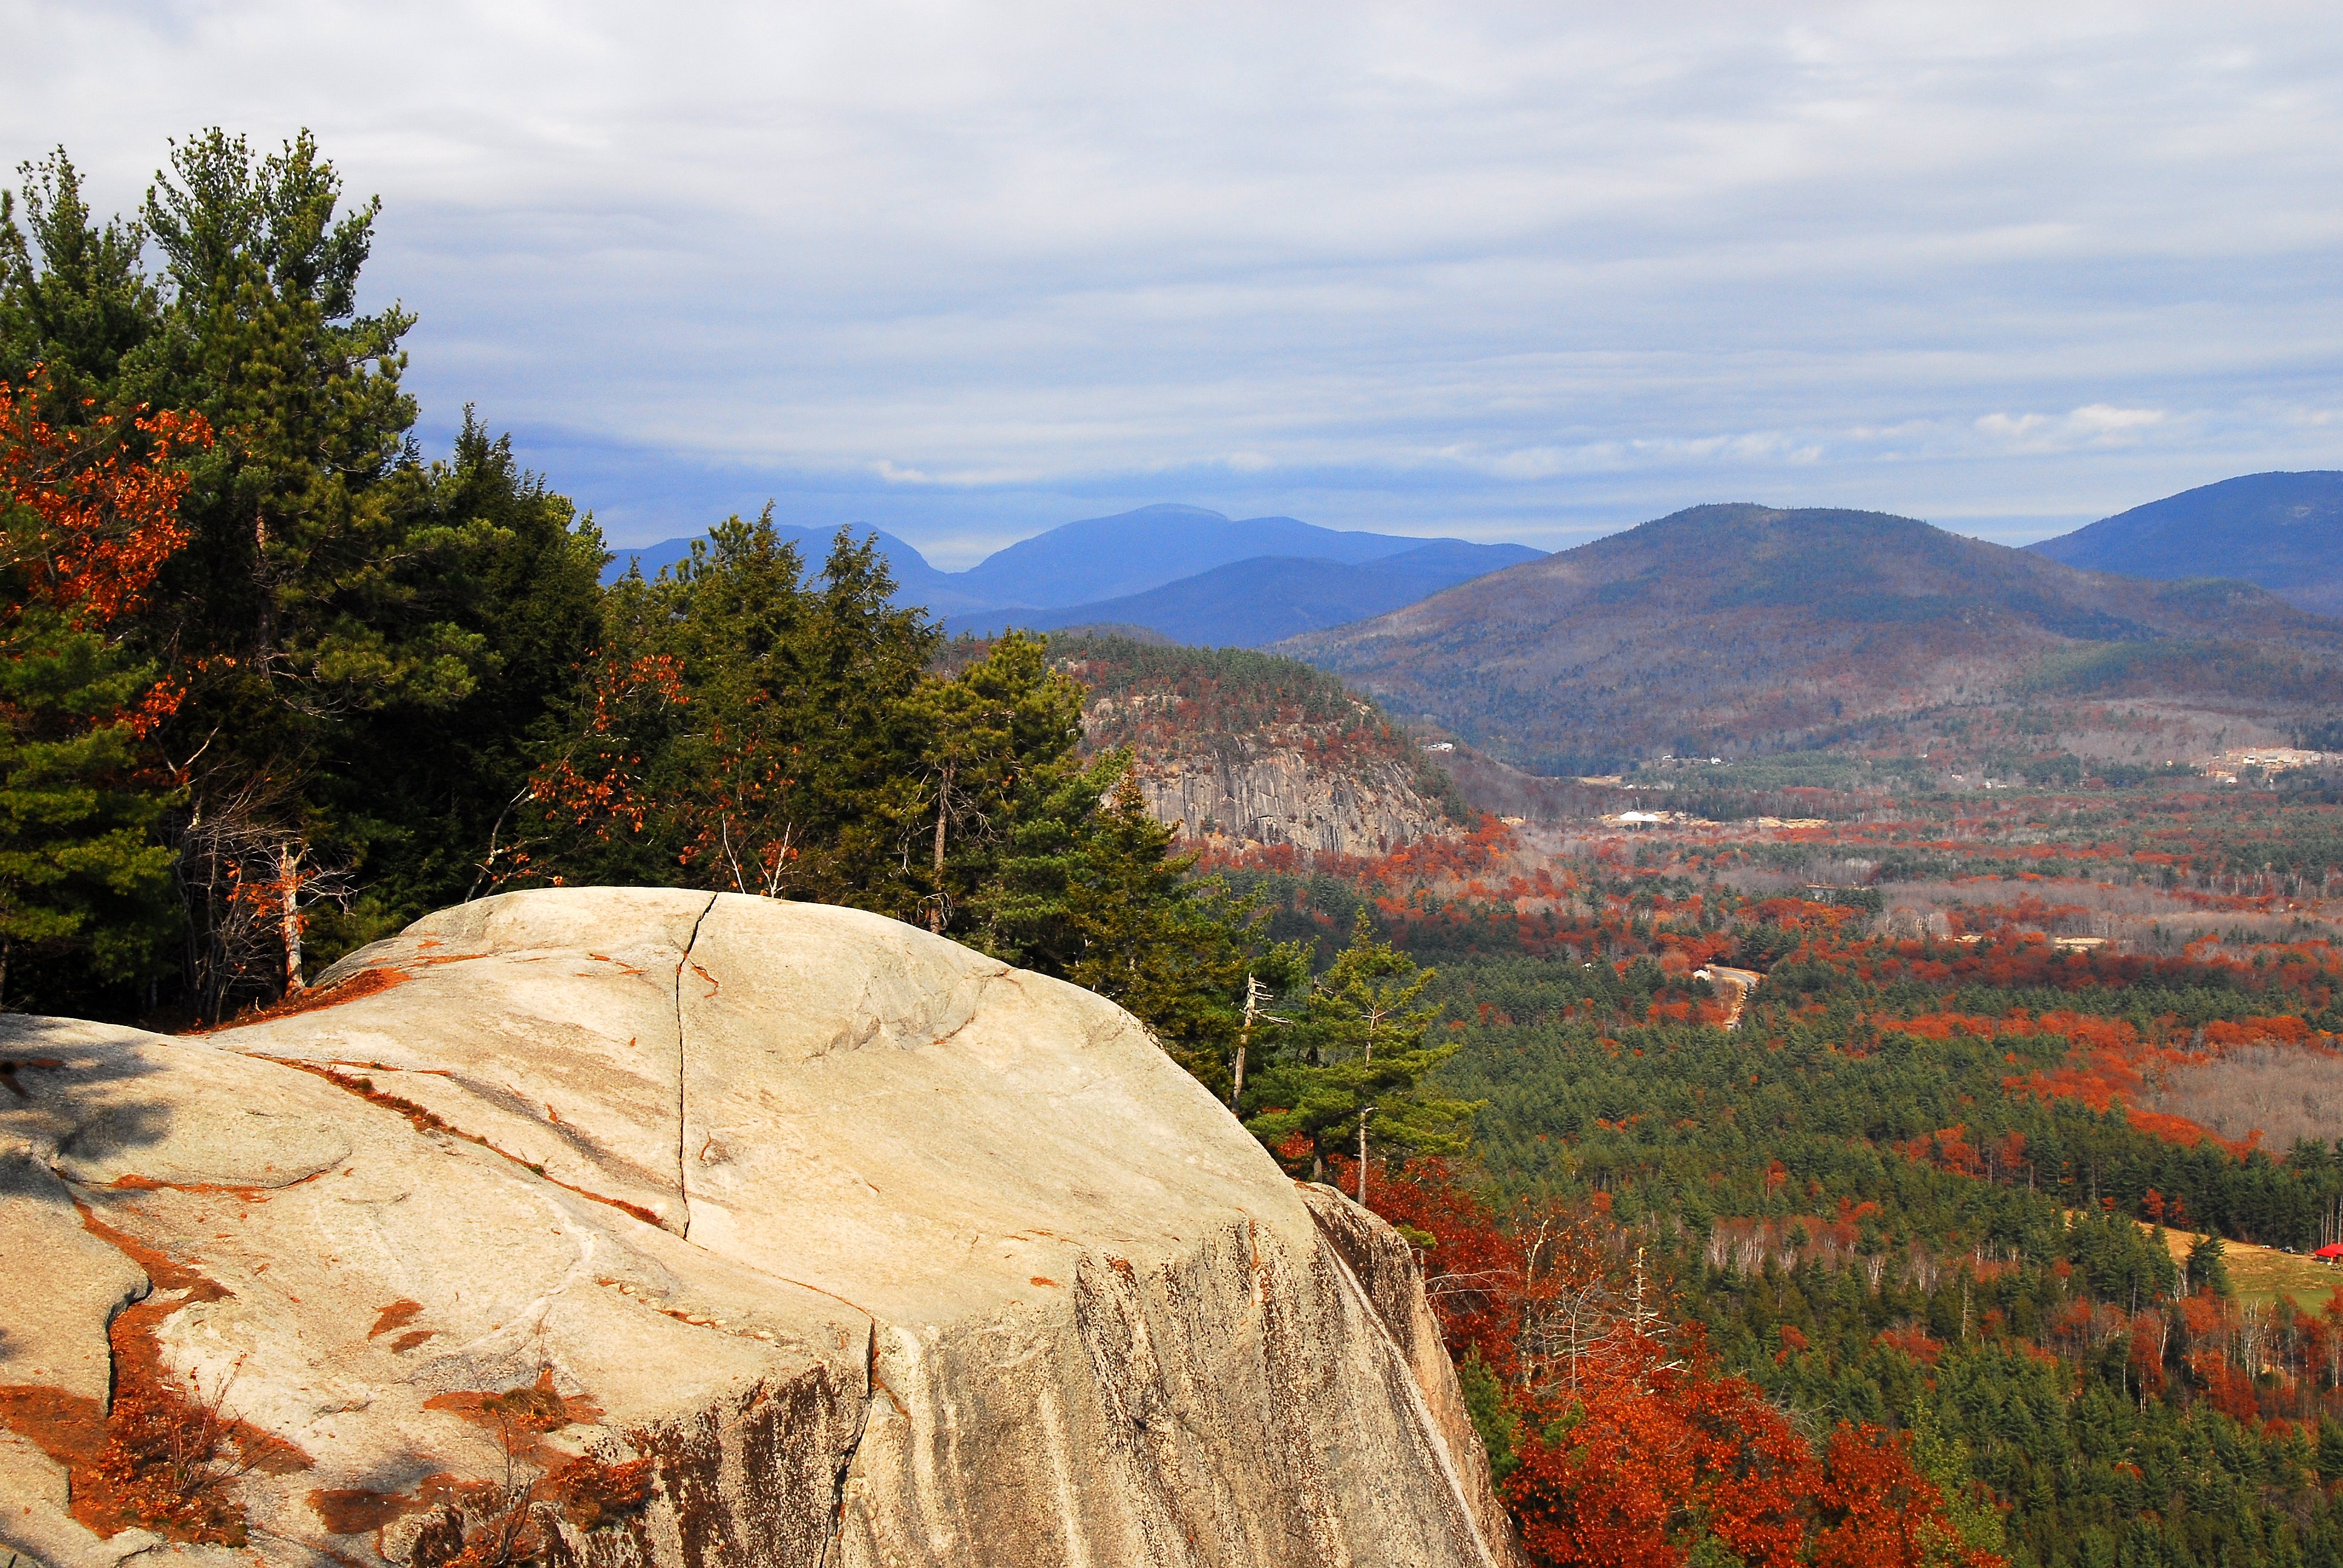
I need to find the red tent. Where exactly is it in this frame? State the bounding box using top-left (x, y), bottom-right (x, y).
top-left (2315, 1244), bottom-right (2343, 1261)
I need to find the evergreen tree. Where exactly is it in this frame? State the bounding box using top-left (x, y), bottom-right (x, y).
top-left (0, 151), bottom-right (159, 407)
top-left (0, 371), bottom-right (209, 1011)
top-left (1245, 908), bottom-right (1478, 1195)
top-left (2185, 1232), bottom-right (2233, 1298)
top-left (514, 511), bottom-right (937, 900)
top-left (0, 132), bottom-right (608, 1016)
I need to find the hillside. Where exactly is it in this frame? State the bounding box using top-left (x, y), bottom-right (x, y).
top-left (949, 540), bottom-right (1542, 647)
top-left (1282, 503), bottom-right (2343, 774)
top-left (1046, 634), bottom-right (1467, 855)
top-left (2029, 471), bottom-right (2343, 617)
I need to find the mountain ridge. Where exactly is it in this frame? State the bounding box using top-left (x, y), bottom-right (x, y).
top-left (606, 503), bottom-right (1525, 616)
top-left (1282, 502), bottom-right (2343, 774)
top-left (948, 539), bottom-right (1543, 647)
top-left (2027, 470), bottom-right (2343, 618)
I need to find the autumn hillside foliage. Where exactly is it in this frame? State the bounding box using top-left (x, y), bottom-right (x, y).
top-left (1361, 1161), bottom-right (2004, 1568)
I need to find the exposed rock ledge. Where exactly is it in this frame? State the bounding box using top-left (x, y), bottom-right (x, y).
top-left (1135, 745), bottom-right (1451, 857)
top-left (1, 889), bottom-right (1515, 1568)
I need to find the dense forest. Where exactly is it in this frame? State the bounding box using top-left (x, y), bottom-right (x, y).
top-left (18, 129), bottom-right (2343, 1568)
top-left (1219, 774), bottom-right (2343, 1568)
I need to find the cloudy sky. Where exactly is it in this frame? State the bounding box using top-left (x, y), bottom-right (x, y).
top-left (7, 2), bottom-right (2340, 562)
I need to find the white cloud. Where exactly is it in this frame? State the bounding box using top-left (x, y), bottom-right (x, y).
top-left (3, 1), bottom-right (2341, 547)
top-left (1975, 403), bottom-right (2171, 453)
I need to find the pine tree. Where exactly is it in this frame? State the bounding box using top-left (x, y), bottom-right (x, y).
top-left (1244, 908), bottom-right (1478, 1195)
top-left (0, 371), bottom-right (209, 1011)
top-left (1, 134), bottom-right (611, 1014)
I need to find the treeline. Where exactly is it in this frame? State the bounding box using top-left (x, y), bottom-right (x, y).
top-left (0, 135), bottom-right (1239, 1035)
top-left (0, 130), bottom-right (1477, 1190)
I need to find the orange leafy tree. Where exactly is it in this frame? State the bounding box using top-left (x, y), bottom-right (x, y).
top-left (0, 367), bottom-right (209, 1005)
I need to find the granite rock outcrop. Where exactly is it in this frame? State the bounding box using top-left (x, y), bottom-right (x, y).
top-left (1133, 743), bottom-right (1451, 857)
top-left (1, 889), bottom-right (1514, 1568)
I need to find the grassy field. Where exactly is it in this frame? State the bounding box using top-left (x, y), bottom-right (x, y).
top-left (2159, 1226), bottom-right (2343, 1313)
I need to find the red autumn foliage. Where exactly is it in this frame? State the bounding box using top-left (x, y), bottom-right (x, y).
top-left (1360, 1161), bottom-right (2002, 1568)
top-left (0, 369), bottom-right (212, 748)
top-left (0, 369), bottom-right (212, 630)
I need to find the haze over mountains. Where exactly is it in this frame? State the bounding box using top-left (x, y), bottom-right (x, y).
top-left (945, 540), bottom-right (1542, 645)
top-left (610, 503), bottom-right (1541, 644)
top-left (2027, 471), bottom-right (2343, 618)
top-left (1285, 503), bottom-right (2343, 774)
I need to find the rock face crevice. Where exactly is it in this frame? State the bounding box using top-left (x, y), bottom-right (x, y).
top-left (673, 892), bottom-right (719, 1242)
top-left (1, 889), bottom-right (1517, 1568)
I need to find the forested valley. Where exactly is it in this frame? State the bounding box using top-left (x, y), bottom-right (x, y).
top-left (17, 131), bottom-right (2343, 1568)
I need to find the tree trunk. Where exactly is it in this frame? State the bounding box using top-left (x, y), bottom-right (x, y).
top-left (927, 763), bottom-right (951, 934)
top-left (1355, 1107), bottom-right (1372, 1204)
top-left (279, 841), bottom-right (305, 993)
top-left (1229, 975), bottom-right (1262, 1112)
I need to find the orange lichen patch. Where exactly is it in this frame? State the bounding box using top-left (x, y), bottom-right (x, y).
top-left (260, 1060), bottom-right (668, 1229)
top-left (75, 1203), bottom-right (221, 1297)
top-left (524, 1173), bottom-right (660, 1229)
top-left (390, 1331), bottom-right (435, 1354)
top-left (370, 1299), bottom-right (425, 1338)
top-left (1029, 1276), bottom-right (1061, 1288)
top-left (39, 1204), bottom-right (310, 1542)
top-left (424, 1369), bottom-right (602, 1448)
top-left (0, 1383), bottom-right (107, 1474)
top-left (310, 1486), bottom-right (428, 1535)
top-left (545, 1455), bottom-right (655, 1528)
top-left (308, 1473), bottom-right (493, 1538)
top-left (107, 1169), bottom-right (326, 1200)
top-left (326, 1059), bottom-right (453, 1077)
top-left (183, 966), bottom-right (409, 1035)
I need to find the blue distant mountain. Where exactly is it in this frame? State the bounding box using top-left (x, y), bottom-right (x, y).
top-left (949, 541), bottom-right (1545, 647)
top-left (604, 523), bottom-right (992, 612)
top-left (2027, 471), bottom-right (2343, 618)
top-left (603, 504), bottom-right (1540, 628)
top-left (946, 503), bottom-right (1481, 607)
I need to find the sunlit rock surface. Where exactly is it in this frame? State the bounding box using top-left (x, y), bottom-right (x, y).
top-left (1, 889), bottom-right (1513, 1568)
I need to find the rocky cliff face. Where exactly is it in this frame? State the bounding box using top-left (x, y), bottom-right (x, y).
top-left (1130, 739), bottom-right (1453, 857)
top-left (1, 889), bottom-right (1516, 1568)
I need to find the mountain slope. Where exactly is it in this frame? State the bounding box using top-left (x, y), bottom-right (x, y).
top-left (952, 503), bottom-right (1461, 607)
top-left (2028, 471), bottom-right (2343, 617)
top-left (948, 540), bottom-right (1544, 647)
top-left (1063, 634), bottom-right (1466, 855)
top-left (1281, 503), bottom-right (2343, 774)
top-left (939, 632), bottom-right (1466, 855)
